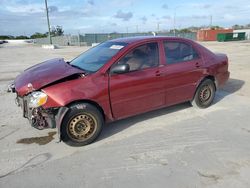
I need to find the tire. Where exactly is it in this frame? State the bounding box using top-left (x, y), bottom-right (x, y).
top-left (61, 103), bottom-right (104, 146)
top-left (191, 79), bottom-right (216, 108)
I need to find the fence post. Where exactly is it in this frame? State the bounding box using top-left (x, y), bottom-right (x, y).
top-left (78, 33), bottom-right (81, 46)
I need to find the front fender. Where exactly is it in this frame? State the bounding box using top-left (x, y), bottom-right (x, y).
top-left (55, 107), bottom-right (69, 141)
top-left (41, 75), bottom-right (113, 122)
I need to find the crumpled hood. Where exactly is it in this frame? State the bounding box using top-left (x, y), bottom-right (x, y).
top-left (14, 58), bottom-right (84, 96)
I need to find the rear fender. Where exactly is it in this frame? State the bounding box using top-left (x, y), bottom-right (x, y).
top-left (192, 75), bottom-right (216, 101)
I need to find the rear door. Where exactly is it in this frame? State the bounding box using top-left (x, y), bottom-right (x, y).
top-left (109, 42), bottom-right (166, 119)
top-left (161, 40), bottom-right (205, 106)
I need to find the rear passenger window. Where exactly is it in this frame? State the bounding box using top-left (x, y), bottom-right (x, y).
top-left (163, 41), bottom-right (199, 64)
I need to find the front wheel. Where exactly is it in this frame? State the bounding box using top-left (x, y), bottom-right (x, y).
top-left (191, 79), bottom-right (216, 108)
top-left (61, 103), bottom-right (103, 146)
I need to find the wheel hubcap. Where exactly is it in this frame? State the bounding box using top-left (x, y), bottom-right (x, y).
top-left (68, 114), bottom-right (97, 140)
top-left (199, 85), bottom-right (212, 103)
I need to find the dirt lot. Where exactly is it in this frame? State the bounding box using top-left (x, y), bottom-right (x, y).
top-left (0, 41), bottom-right (250, 188)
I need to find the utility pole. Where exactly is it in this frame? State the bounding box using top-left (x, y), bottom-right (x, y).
top-left (210, 15), bottom-right (213, 28)
top-left (45, 0), bottom-right (52, 44)
top-left (78, 31), bottom-right (81, 46)
top-left (157, 22), bottom-right (160, 33)
top-left (173, 8), bottom-right (176, 36)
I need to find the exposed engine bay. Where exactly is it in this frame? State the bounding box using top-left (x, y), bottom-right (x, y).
top-left (16, 96), bottom-right (58, 130)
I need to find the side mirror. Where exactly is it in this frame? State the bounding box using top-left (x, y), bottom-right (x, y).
top-left (110, 64), bottom-right (130, 74)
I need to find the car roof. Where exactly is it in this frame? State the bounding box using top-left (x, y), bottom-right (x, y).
top-left (110, 36), bottom-right (193, 44)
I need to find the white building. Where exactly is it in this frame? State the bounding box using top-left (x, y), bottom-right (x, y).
top-left (234, 29), bottom-right (250, 40)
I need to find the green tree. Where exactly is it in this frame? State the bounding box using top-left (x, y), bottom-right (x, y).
top-left (30, 32), bottom-right (47, 39)
top-left (50, 25), bottom-right (64, 36)
top-left (0, 35), bottom-right (14, 40)
top-left (232, 24), bottom-right (244, 29)
top-left (179, 28), bottom-right (192, 33)
top-left (15, 35), bottom-right (29, 39)
top-left (210, 25), bottom-right (223, 30)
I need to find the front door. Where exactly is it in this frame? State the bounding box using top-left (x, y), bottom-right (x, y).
top-left (109, 42), bottom-right (165, 120)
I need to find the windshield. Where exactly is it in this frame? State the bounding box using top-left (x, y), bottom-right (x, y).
top-left (70, 41), bottom-right (127, 72)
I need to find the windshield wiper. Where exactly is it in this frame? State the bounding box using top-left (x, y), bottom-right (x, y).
top-left (69, 64), bottom-right (92, 75)
top-left (70, 64), bottom-right (85, 71)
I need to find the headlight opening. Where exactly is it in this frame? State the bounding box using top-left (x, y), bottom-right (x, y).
top-left (28, 91), bottom-right (48, 108)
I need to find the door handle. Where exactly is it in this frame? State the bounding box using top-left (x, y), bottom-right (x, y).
top-left (155, 71), bottom-right (162, 77)
top-left (195, 62), bottom-right (200, 68)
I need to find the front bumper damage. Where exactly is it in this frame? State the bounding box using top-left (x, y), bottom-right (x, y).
top-left (16, 96), bottom-right (57, 129)
top-left (8, 82), bottom-right (69, 141)
top-left (11, 90), bottom-right (68, 141)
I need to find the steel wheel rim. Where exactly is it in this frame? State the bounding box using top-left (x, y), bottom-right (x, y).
top-left (68, 113), bottom-right (97, 141)
top-left (199, 85), bottom-right (212, 103)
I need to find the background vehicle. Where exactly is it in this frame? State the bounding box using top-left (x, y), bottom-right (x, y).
top-left (10, 36), bottom-right (230, 146)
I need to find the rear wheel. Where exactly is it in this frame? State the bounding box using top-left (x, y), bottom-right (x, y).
top-left (61, 103), bottom-right (103, 146)
top-left (191, 79), bottom-right (216, 108)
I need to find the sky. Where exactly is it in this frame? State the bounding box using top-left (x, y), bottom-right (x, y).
top-left (0, 0), bottom-right (250, 36)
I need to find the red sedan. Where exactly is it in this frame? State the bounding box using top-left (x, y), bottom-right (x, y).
top-left (9, 36), bottom-right (230, 146)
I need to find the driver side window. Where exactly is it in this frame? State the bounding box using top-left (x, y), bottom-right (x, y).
top-left (118, 43), bottom-right (159, 72)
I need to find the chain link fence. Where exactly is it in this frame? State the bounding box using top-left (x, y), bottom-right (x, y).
top-left (35, 32), bottom-right (197, 46)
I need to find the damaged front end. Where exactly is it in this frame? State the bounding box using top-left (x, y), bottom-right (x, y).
top-left (14, 89), bottom-right (68, 139)
top-left (16, 92), bottom-right (55, 129)
top-left (8, 58), bottom-right (87, 141)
